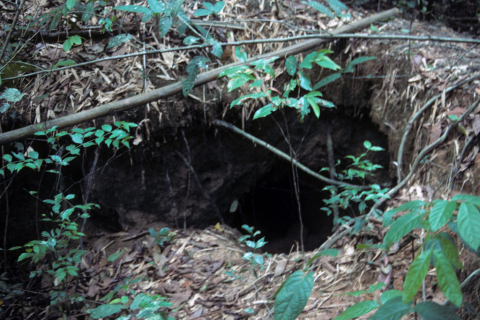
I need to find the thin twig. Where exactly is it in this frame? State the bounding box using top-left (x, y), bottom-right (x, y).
top-left (213, 120), bottom-right (366, 189)
top-left (396, 74), bottom-right (480, 183)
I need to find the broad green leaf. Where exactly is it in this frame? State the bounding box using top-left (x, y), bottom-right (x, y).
top-left (50, 11), bottom-right (61, 31)
top-left (286, 56), bottom-right (297, 76)
top-left (383, 200), bottom-right (425, 227)
top-left (429, 200), bottom-right (457, 231)
top-left (61, 208), bottom-right (74, 220)
top-left (413, 301), bottom-right (461, 320)
top-left (316, 98), bottom-right (334, 108)
top-left (306, 96), bottom-right (320, 118)
top-left (0, 88), bottom-right (25, 103)
top-left (380, 290), bottom-right (403, 304)
top-left (231, 91), bottom-right (268, 107)
top-left (452, 193), bottom-right (480, 208)
top-left (3, 154), bottom-right (12, 162)
top-left (219, 66), bottom-right (250, 78)
top-left (364, 141), bottom-right (372, 149)
top-left (274, 270), bottom-right (314, 320)
top-left (107, 250), bottom-right (125, 262)
top-left (52, 60), bottom-right (75, 69)
top-left (457, 202), bottom-right (480, 251)
top-left (369, 296), bottom-right (411, 320)
top-left (194, 8), bottom-right (212, 16)
top-left (82, 1), bottom-right (94, 21)
top-left (114, 5), bottom-right (151, 14)
top-left (70, 133), bottom-right (83, 144)
top-left (87, 304), bottom-right (124, 319)
top-left (433, 233), bottom-right (462, 269)
top-left (66, 0), bottom-right (76, 10)
top-left (250, 58), bottom-right (277, 77)
top-left (107, 34), bottom-right (132, 49)
top-left (333, 300), bottom-right (379, 320)
top-left (302, 1), bottom-right (334, 17)
top-left (211, 41), bottom-right (223, 58)
top-left (102, 124), bottom-right (112, 132)
top-left (344, 56), bottom-right (377, 73)
top-left (183, 36), bottom-right (200, 45)
top-left (315, 56), bottom-right (341, 71)
top-left (148, 0), bottom-right (166, 14)
top-left (300, 52), bottom-right (317, 69)
top-left (0, 103), bottom-right (10, 113)
top-left (298, 71), bottom-right (312, 90)
top-left (403, 248), bottom-right (432, 303)
top-left (227, 73), bottom-right (255, 92)
top-left (63, 35), bottom-right (82, 51)
top-left (313, 72), bottom-right (341, 90)
top-left (433, 250), bottom-right (462, 307)
top-left (235, 47), bottom-right (247, 62)
top-left (158, 15), bottom-right (172, 37)
top-left (384, 209), bottom-right (425, 249)
top-left (250, 79), bottom-right (262, 88)
top-left (213, 1), bottom-right (225, 14)
top-left (253, 104), bottom-right (274, 119)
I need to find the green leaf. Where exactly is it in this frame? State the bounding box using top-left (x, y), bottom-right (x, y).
top-left (18, 252), bottom-right (33, 262)
top-left (457, 202), bottom-right (480, 251)
top-left (211, 41), bottom-right (223, 58)
top-left (300, 52), bottom-right (317, 69)
top-left (383, 200), bottom-right (425, 227)
top-left (315, 56), bottom-right (341, 71)
top-left (82, 1), bottom-right (94, 21)
top-left (274, 270), bottom-right (314, 320)
top-left (70, 133), bottom-right (83, 144)
top-left (286, 56), bottom-right (297, 76)
top-left (333, 300), bottom-right (379, 320)
top-left (413, 301), bottom-right (461, 320)
top-left (433, 250), bottom-right (462, 307)
top-left (158, 15), bottom-right (172, 37)
top-left (183, 36), bottom-right (200, 45)
top-left (432, 233), bottom-right (462, 269)
top-left (452, 193), bottom-right (480, 208)
top-left (87, 304), bottom-right (124, 319)
top-left (370, 24), bottom-right (379, 33)
top-left (302, 1), bottom-right (334, 17)
top-left (102, 124), bottom-right (113, 132)
top-left (194, 8), bottom-right (212, 16)
top-left (213, 1), bottom-right (224, 14)
top-left (107, 34), bottom-right (132, 49)
top-left (66, 0), bottom-right (76, 10)
top-left (313, 72), bottom-right (341, 90)
top-left (63, 35), bottom-right (82, 51)
top-left (369, 296), bottom-right (411, 320)
top-left (316, 98), bottom-right (335, 108)
top-left (219, 66), bottom-right (250, 78)
top-left (380, 290), bottom-right (403, 304)
top-left (341, 282), bottom-right (386, 297)
top-left (107, 250), bottom-right (125, 262)
top-left (0, 88), bottom-right (25, 103)
top-left (306, 96), bottom-right (320, 118)
top-left (231, 92), bottom-right (268, 107)
top-left (253, 104), bottom-right (274, 120)
top-left (403, 248), bottom-right (432, 303)
top-left (114, 5), bottom-right (152, 14)
top-left (235, 46), bottom-right (247, 63)
top-left (298, 71), bottom-right (312, 91)
top-left (429, 200), bottom-right (457, 231)
top-left (227, 73), bottom-right (256, 92)
top-left (148, 0), bottom-right (166, 14)
top-left (61, 208), bottom-right (75, 220)
top-left (3, 154), bottom-right (12, 162)
top-left (345, 56), bottom-right (377, 73)
top-left (250, 57), bottom-right (279, 77)
top-left (384, 210), bottom-right (425, 249)
top-left (364, 141), bottom-right (371, 149)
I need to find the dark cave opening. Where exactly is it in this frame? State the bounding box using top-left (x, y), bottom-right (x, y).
top-left (229, 166), bottom-right (335, 254)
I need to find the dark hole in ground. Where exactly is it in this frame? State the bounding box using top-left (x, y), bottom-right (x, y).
top-left (229, 166), bottom-right (335, 254)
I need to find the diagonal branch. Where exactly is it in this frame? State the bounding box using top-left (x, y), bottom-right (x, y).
top-left (0, 8), bottom-right (399, 145)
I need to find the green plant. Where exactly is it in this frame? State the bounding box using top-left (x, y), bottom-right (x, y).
top-left (331, 194), bottom-right (480, 320)
top-left (2, 121), bottom-right (137, 312)
top-left (238, 224), bottom-right (269, 271)
top-left (149, 227), bottom-right (175, 246)
top-left (86, 277), bottom-right (173, 319)
top-left (321, 141), bottom-right (390, 228)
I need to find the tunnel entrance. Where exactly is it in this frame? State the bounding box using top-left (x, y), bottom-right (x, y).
top-left (230, 164), bottom-right (335, 254)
